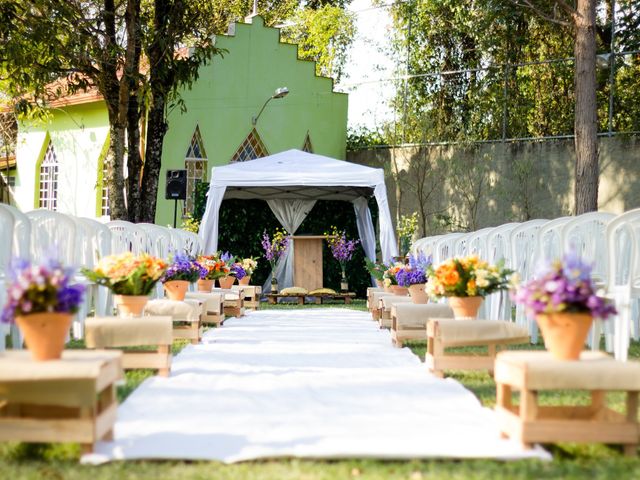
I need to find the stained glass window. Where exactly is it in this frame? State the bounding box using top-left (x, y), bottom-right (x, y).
top-left (230, 129), bottom-right (268, 163)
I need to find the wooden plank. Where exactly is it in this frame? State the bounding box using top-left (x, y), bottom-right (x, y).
top-left (122, 351), bottom-right (171, 370)
top-left (0, 416), bottom-right (96, 443)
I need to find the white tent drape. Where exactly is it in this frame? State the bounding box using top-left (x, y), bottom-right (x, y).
top-left (263, 199), bottom-right (316, 291)
top-left (352, 197), bottom-right (375, 262)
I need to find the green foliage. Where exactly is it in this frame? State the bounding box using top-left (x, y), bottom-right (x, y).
top-left (346, 126), bottom-right (388, 150)
top-left (194, 183), bottom-right (378, 296)
top-left (280, 5), bottom-right (356, 82)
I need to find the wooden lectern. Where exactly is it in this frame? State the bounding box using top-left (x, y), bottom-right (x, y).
top-left (291, 236), bottom-right (326, 291)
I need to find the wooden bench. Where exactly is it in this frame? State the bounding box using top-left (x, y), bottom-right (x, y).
top-left (425, 318), bottom-right (530, 377)
top-left (186, 292), bottom-right (225, 327)
top-left (390, 303), bottom-right (454, 347)
top-left (494, 351), bottom-right (640, 455)
top-left (145, 299), bottom-right (203, 345)
top-left (232, 285), bottom-right (261, 310)
top-left (0, 350), bottom-right (123, 453)
top-left (266, 293), bottom-right (356, 305)
top-left (377, 295), bottom-right (412, 329)
top-left (85, 316), bottom-right (173, 377)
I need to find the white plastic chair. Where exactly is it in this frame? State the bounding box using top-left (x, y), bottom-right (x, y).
top-left (0, 207), bottom-right (15, 351)
top-left (26, 209), bottom-right (76, 266)
top-left (466, 227), bottom-right (494, 260)
top-left (0, 203), bottom-right (31, 259)
top-left (107, 220), bottom-right (149, 254)
top-left (510, 219), bottom-right (549, 340)
top-left (138, 223), bottom-right (172, 259)
top-left (536, 216), bottom-right (572, 264)
top-left (486, 223), bottom-right (520, 321)
top-left (434, 233), bottom-right (465, 264)
top-left (453, 233), bottom-right (471, 257)
top-left (606, 209), bottom-right (640, 361)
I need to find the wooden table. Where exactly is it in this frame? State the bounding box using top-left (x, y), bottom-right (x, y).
top-left (266, 293), bottom-right (355, 305)
top-left (494, 351), bottom-right (640, 455)
top-left (0, 350), bottom-right (123, 453)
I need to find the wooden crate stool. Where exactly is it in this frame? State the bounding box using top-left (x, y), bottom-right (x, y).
top-left (425, 318), bottom-right (529, 377)
top-left (368, 290), bottom-right (394, 322)
top-left (391, 303), bottom-right (453, 347)
top-left (223, 290), bottom-right (245, 318)
top-left (378, 295), bottom-right (412, 329)
top-left (0, 350), bottom-right (123, 453)
top-left (494, 351), bottom-right (640, 455)
top-left (85, 316), bottom-right (172, 377)
top-left (145, 299), bottom-right (203, 345)
top-left (232, 285), bottom-right (261, 310)
top-left (186, 292), bottom-right (225, 326)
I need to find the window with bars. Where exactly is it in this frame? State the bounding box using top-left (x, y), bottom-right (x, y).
top-left (39, 141), bottom-right (59, 210)
top-left (302, 132), bottom-right (314, 153)
top-left (101, 156), bottom-right (110, 217)
top-left (230, 129), bottom-right (268, 163)
top-left (184, 126), bottom-right (207, 215)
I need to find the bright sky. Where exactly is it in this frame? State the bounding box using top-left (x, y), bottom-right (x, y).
top-left (337, 0), bottom-right (397, 131)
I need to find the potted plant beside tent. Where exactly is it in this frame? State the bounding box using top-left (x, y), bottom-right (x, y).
top-left (196, 254), bottom-right (230, 292)
top-left (2, 258), bottom-right (85, 361)
top-left (83, 252), bottom-right (167, 317)
top-left (512, 252), bottom-right (616, 360)
top-left (161, 253), bottom-right (205, 301)
top-left (426, 255), bottom-right (512, 319)
top-left (262, 229), bottom-right (290, 294)
top-left (325, 226), bottom-right (360, 292)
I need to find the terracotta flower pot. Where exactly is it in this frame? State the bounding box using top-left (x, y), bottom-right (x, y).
top-left (114, 295), bottom-right (149, 317)
top-left (15, 312), bottom-right (72, 361)
top-left (390, 285), bottom-right (409, 296)
top-left (218, 276), bottom-right (235, 289)
top-left (383, 284), bottom-right (392, 293)
top-left (536, 312), bottom-right (593, 360)
top-left (197, 279), bottom-right (214, 292)
top-left (164, 280), bottom-right (190, 301)
top-left (239, 276), bottom-right (251, 286)
top-left (408, 283), bottom-right (428, 304)
top-left (448, 296), bottom-right (483, 319)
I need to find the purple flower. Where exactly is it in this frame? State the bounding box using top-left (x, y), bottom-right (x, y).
top-left (511, 252), bottom-right (616, 320)
top-left (230, 263), bottom-right (246, 280)
top-left (162, 252), bottom-right (205, 283)
top-left (1, 257), bottom-right (85, 324)
top-left (327, 229), bottom-right (360, 266)
top-left (262, 230), bottom-right (290, 267)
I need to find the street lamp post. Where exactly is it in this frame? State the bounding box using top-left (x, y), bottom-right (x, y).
top-left (252, 87), bottom-right (289, 126)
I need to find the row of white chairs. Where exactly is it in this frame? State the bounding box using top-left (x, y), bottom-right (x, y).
top-left (411, 209), bottom-right (640, 361)
top-left (0, 204), bottom-right (204, 349)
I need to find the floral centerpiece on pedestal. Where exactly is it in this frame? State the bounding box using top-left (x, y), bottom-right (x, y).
top-left (2, 258), bottom-right (85, 360)
top-left (426, 255), bottom-right (512, 319)
top-left (396, 253), bottom-right (433, 303)
top-left (325, 226), bottom-right (360, 292)
top-left (82, 252), bottom-right (166, 317)
top-left (161, 252), bottom-right (205, 301)
top-left (262, 229), bottom-right (290, 293)
top-left (238, 257), bottom-right (258, 285)
top-left (511, 252), bottom-right (616, 360)
top-left (216, 252), bottom-right (237, 289)
top-left (383, 262), bottom-right (405, 294)
top-left (196, 253), bottom-right (230, 292)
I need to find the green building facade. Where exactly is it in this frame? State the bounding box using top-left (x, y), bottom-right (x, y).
top-left (13, 15), bottom-right (348, 225)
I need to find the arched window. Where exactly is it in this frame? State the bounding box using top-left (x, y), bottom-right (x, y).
top-left (100, 153), bottom-right (112, 217)
top-left (39, 141), bottom-right (59, 210)
top-left (302, 132), bottom-right (313, 153)
top-left (230, 128), bottom-right (268, 163)
top-left (184, 125), bottom-right (207, 215)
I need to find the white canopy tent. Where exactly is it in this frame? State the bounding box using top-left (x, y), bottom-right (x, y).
top-left (199, 150), bottom-right (397, 290)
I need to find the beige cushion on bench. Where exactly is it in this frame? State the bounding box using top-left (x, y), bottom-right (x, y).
top-left (232, 285), bottom-right (261, 297)
top-left (392, 303), bottom-right (454, 329)
top-left (145, 299), bottom-right (202, 321)
top-left (428, 319), bottom-right (529, 348)
top-left (185, 292), bottom-right (223, 314)
top-left (85, 316), bottom-right (173, 348)
top-left (370, 291), bottom-right (395, 305)
top-left (495, 351), bottom-right (640, 391)
top-left (380, 295), bottom-right (413, 311)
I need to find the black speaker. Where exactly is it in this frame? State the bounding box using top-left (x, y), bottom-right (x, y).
top-left (165, 169), bottom-right (187, 200)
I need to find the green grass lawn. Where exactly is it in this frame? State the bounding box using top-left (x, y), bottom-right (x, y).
top-left (2, 302), bottom-right (640, 479)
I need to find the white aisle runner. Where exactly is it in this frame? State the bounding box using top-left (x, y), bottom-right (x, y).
top-left (85, 309), bottom-right (549, 463)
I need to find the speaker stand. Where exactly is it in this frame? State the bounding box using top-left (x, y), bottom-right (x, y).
top-left (173, 199), bottom-right (178, 228)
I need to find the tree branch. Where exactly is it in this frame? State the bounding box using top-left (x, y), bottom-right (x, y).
top-left (512, 0), bottom-right (573, 27)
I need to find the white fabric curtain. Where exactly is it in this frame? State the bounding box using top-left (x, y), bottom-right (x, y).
top-left (353, 197), bottom-right (377, 287)
top-left (374, 184), bottom-right (398, 262)
top-left (263, 199), bottom-right (316, 292)
top-left (199, 186), bottom-right (227, 253)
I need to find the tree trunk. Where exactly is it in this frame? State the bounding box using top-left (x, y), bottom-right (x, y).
top-left (139, 98), bottom-right (167, 223)
top-left (125, 0), bottom-right (142, 222)
top-left (107, 121), bottom-right (128, 219)
top-left (573, 0), bottom-right (599, 214)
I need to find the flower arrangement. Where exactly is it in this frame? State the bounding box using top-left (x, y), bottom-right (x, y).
top-left (197, 253), bottom-right (230, 280)
top-left (161, 252), bottom-right (205, 284)
top-left (395, 253), bottom-right (432, 287)
top-left (325, 226), bottom-right (360, 273)
top-left (426, 255), bottom-right (512, 298)
top-left (511, 252), bottom-right (616, 319)
top-left (230, 262), bottom-right (247, 280)
top-left (261, 229), bottom-right (290, 270)
top-left (1, 258), bottom-right (85, 324)
top-left (383, 262), bottom-right (405, 287)
top-left (82, 252), bottom-right (167, 296)
top-left (241, 257), bottom-right (258, 277)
